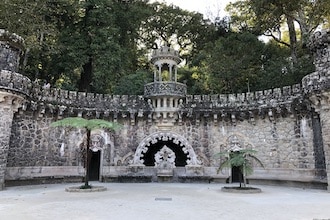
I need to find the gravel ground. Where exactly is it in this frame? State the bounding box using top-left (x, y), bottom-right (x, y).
top-left (0, 182), bottom-right (330, 220)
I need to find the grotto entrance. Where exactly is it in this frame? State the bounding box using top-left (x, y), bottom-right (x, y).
top-left (131, 132), bottom-right (202, 170)
top-left (89, 150), bottom-right (101, 181)
top-left (142, 140), bottom-right (188, 167)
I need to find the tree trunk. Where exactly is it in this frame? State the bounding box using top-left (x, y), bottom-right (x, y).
top-left (84, 129), bottom-right (91, 187)
top-left (286, 15), bottom-right (298, 66)
top-left (242, 165), bottom-right (247, 188)
top-left (297, 9), bottom-right (310, 47)
top-left (79, 57), bottom-right (93, 92)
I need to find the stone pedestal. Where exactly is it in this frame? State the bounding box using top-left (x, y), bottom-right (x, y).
top-left (0, 91), bottom-right (23, 190)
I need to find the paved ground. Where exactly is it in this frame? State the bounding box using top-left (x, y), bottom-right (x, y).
top-left (0, 182), bottom-right (330, 220)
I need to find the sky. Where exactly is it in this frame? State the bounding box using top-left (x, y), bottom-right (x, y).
top-left (152, 0), bottom-right (236, 19)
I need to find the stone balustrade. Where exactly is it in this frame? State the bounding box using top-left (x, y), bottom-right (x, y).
top-left (144, 81), bottom-right (187, 97)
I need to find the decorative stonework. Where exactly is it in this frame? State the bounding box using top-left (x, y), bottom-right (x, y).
top-left (154, 145), bottom-right (176, 168)
top-left (226, 134), bottom-right (252, 152)
top-left (131, 131), bottom-right (201, 166)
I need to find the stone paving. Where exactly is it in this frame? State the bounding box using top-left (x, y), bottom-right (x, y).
top-left (1, 182), bottom-right (330, 220)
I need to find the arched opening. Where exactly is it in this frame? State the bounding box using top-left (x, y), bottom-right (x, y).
top-left (142, 140), bottom-right (188, 167)
top-left (131, 131), bottom-right (201, 167)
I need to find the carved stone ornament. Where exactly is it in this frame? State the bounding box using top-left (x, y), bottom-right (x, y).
top-left (154, 145), bottom-right (176, 168)
top-left (90, 134), bottom-right (105, 152)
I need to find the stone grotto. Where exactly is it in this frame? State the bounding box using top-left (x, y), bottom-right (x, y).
top-left (1, 29), bottom-right (330, 190)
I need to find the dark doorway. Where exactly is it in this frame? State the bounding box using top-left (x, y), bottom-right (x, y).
top-left (231, 166), bottom-right (243, 183)
top-left (89, 150), bottom-right (101, 181)
top-left (142, 140), bottom-right (188, 167)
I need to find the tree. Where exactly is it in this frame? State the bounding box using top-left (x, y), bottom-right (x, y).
top-left (0, 0), bottom-right (60, 80)
top-left (191, 32), bottom-right (265, 94)
top-left (227, 0), bottom-right (330, 65)
top-left (215, 149), bottom-right (264, 188)
top-left (113, 70), bottom-right (153, 95)
top-left (51, 117), bottom-right (120, 188)
top-left (140, 2), bottom-right (213, 64)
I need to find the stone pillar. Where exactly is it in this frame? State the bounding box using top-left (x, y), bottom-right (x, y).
top-left (0, 92), bottom-right (23, 190)
top-left (0, 30), bottom-right (26, 190)
top-left (304, 30), bottom-right (330, 190)
top-left (309, 93), bottom-right (330, 190)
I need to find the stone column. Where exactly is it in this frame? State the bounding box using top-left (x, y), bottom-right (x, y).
top-left (309, 93), bottom-right (330, 190)
top-left (304, 30), bottom-right (330, 190)
top-left (0, 91), bottom-right (23, 190)
top-left (0, 30), bottom-right (26, 190)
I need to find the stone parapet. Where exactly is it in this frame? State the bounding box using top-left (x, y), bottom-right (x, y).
top-left (0, 70), bottom-right (31, 97)
top-left (27, 83), bottom-right (304, 121)
top-left (303, 30), bottom-right (330, 94)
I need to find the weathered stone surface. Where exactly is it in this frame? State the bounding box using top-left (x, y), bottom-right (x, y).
top-left (0, 91), bottom-right (24, 190)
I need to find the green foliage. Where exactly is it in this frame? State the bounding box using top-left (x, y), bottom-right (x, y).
top-left (190, 30), bottom-right (315, 94)
top-left (0, 0), bottom-right (322, 94)
top-left (50, 117), bottom-right (120, 131)
top-left (226, 0), bottom-right (330, 67)
top-left (215, 149), bottom-right (264, 187)
top-left (0, 0), bottom-right (60, 80)
top-left (141, 2), bottom-right (213, 63)
top-left (113, 70), bottom-right (153, 95)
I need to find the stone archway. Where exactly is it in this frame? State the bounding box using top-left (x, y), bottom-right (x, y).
top-left (131, 131), bottom-right (201, 167)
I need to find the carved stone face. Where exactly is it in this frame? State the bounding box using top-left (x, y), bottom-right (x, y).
top-left (90, 134), bottom-right (104, 152)
top-left (227, 135), bottom-right (243, 152)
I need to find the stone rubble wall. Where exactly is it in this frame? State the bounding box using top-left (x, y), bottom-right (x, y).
top-left (6, 107), bottom-right (319, 184)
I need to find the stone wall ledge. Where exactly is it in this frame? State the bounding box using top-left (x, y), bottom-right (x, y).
top-left (249, 168), bottom-right (325, 182)
top-left (5, 166), bottom-right (85, 180)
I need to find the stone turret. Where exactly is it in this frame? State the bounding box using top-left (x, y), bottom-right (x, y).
top-left (144, 45), bottom-right (187, 129)
top-left (303, 30), bottom-right (330, 190)
top-left (0, 30), bottom-right (28, 190)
